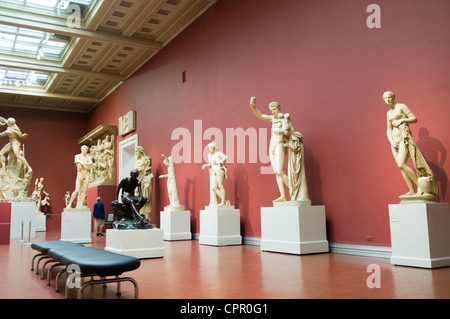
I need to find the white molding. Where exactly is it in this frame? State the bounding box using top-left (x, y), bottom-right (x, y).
top-left (193, 233), bottom-right (391, 259)
top-left (329, 243), bottom-right (391, 259)
top-left (118, 134), bottom-right (138, 182)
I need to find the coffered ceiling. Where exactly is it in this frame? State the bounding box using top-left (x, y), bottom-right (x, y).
top-left (0, 0), bottom-right (216, 113)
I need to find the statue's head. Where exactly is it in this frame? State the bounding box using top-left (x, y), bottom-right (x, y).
top-left (81, 145), bottom-right (89, 154)
top-left (208, 141), bottom-right (217, 152)
top-left (268, 102), bottom-right (281, 115)
top-left (382, 91), bottom-right (395, 105)
top-left (130, 169), bottom-right (139, 179)
top-left (135, 146), bottom-right (146, 157)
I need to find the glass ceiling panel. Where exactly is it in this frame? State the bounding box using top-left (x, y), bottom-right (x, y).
top-left (1, 0), bottom-right (93, 13)
top-left (0, 23), bottom-right (70, 59)
top-left (0, 67), bottom-right (51, 87)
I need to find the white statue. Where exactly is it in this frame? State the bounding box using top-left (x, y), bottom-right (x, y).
top-left (31, 177), bottom-right (50, 214)
top-left (160, 154), bottom-right (184, 210)
top-left (202, 141), bottom-right (231, 207)
top-left (0, 117), bottom-right (32, 173)
top-left (66, 145), bottom-right (93, 209)
top-left (0, 117), bottom-right (33, 202)
top-left (250, 96), bottom-right (310, 205)
top-left (135, 146), bottom-right (153, 221)
top-left (383, 91), bottom-right (438, 202)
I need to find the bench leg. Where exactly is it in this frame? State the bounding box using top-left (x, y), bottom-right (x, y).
top-left (47, 263), bottom-right (63, 286)
top-left (77, 276), bottom-right (139, 299)
top-left (55, 268), bottom-right (67, 293)
top-left (31, 253), bottom-right (45, 271)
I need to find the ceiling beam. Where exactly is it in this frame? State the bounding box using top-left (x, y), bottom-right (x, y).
top-left (0, 87), bottom-right (101, 103)
top-left (0, 54), bottom-right (126, 81)
top-left (0, 12), bottom-right (162, 50)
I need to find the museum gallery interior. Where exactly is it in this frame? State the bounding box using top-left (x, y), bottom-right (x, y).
top-left (0, 0), bottom-right (449, 301)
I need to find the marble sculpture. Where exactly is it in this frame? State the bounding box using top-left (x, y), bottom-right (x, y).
top-left (250, 96), bottom-right (310, 205)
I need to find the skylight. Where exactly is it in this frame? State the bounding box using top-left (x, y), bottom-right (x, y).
top-left (0, 67), bottom-right (50, 87)
top-left (0, 23), bottom-right (69, 60)
top-left (3, 0), bottom-right (93, 11)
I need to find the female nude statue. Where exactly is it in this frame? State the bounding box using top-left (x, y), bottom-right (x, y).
top-left (383, 91), bottom-right (438, 200)
top-left (160, 154), bottom-right (183, 209)
top-left (202, 141), bottom-right (230, 207)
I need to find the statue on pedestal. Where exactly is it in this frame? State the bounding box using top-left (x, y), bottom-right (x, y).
top-left (160, 154), bottom-right (184, 210)
top-left (202, 141), bottom-right (231, 208)
top-left (111, 169), bottom-right (152, 229)
top-left (383, 91), bottom-right (438, 202)
top-left (66, 145), bottom-right (93, 209)
top-left (135, 146), bottom-right (153, 221)
top-left (250, 96), bottom-right (310, 205)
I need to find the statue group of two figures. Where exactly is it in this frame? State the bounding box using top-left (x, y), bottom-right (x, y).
top-left (0, 117), bottom-right (34, 202)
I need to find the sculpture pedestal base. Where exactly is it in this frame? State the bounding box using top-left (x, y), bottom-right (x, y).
top-left (36, 214), bottom-right (46, 232)
top-left (261, 205), bottom-right (328, 255)
top-left (60, 209), bottom-right (92, 244)
top-left (10, 202), bottom-right (36, 240)
top-left (389, 203), bottom-right (450, 268)
top-left (160, 208), bottom-right (191, 241)
top-left (0, 202), bottom-right (11, 244)
top-left (105, 229), bottom-right (164, 259)
top-left (199, 207), bottom-right (241, 246)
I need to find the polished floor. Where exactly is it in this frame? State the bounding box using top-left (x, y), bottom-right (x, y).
top-left (1, 230), bottom-right (449, 300)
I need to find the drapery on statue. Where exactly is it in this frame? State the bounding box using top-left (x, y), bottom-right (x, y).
top-left (250, 96), bottom-right (310, 205)
top-left (383, 91), bottom-right (438, 202)
top-left (202, 141), bottom-right (231, 208)
top-left (0, 117), bottom-right (33, 201)
top-left (160, 154), bottom-right (184, 210)
top-left (66, 145), bottom-right (92, 209)
top-left (111, 169), bottom-right (152, 229)
top-left (135, 146), bottom-right (153, 221)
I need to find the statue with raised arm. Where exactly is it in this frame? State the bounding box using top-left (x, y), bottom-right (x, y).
top-left (202, 141), bottom-right (231, 207)
top-left (111, 169), bottom-right (153, 229)
top-left (160, 154), bottom-right (184, 210)
top-left (66, 145), bottom-right (92, 209)
top-left (250, 96), bottom-right (310, 205)
top-left (383, 91), bottom-right (438, 202)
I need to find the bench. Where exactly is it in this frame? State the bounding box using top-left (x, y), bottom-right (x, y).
top-left (30, 240), bottom-right (141, 299)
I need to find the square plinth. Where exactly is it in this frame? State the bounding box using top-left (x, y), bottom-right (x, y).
top-left (105, 228), bottom-right (164, 259)
top-left (199, 207), bottom-right (242, 246)
top-left (261, 205), bottom-right (329, 255)
top-left (389, 203), bottom-right (450, 268)
top-left (160, 208), bottom-right (192, 241)
top-left (10, 202), bottom-right (36, 240)
top-left (60, 209), bottom-right (92, 244)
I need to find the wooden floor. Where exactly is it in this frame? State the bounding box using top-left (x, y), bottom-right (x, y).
top-left (1, 230), bottom-right (449, 301)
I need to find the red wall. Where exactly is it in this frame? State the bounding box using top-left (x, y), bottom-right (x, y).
top-left (88, 0), bottom-right (450, 246)
top-left (0, 106), bottom-right (88, 230)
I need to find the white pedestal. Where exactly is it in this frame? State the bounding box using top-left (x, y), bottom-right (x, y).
top-left (105, 228), bottom-right (164, 259)
top-left (60, 209), bottom-right (92, 244)
top-left (36, 214), bottom-right (46, 232)
top-left (10, 202), bottom-right (36, 239)
top-left (199, 207), bottom-right (242, 246)
top-left (389, 203), bottom-right (450, 268)
top-left (260, 205), bottom-right (329, 255)
top-left (160, 208), bottom-right (192, 241)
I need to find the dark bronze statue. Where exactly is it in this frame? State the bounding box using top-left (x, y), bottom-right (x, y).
top-left (111, 169), bottom-right (153, 229)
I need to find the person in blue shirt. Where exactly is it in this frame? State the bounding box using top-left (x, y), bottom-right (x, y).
top-left (93, 196), bottom-right (105, 236)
